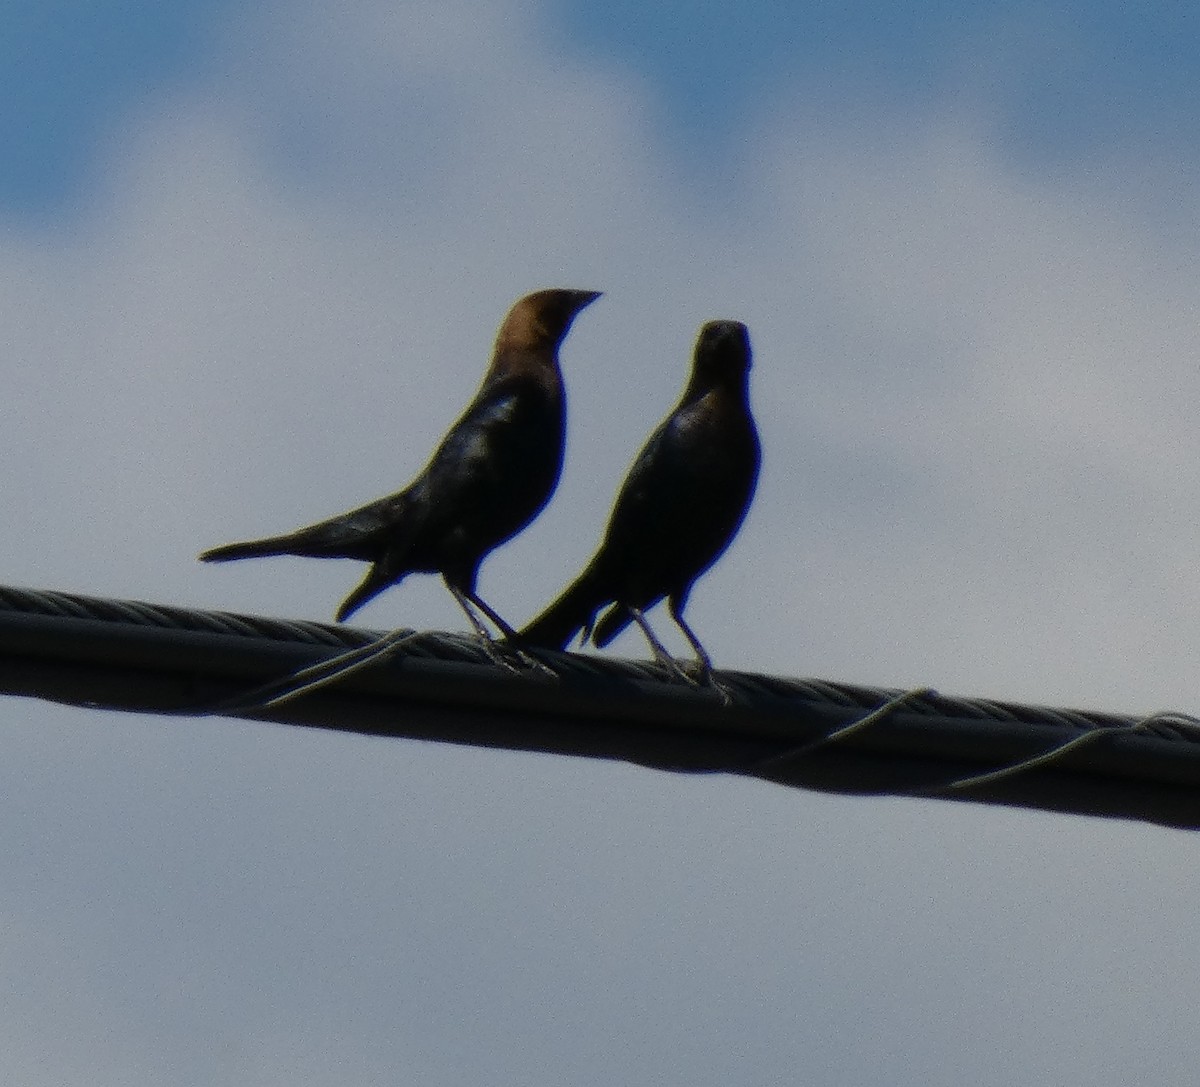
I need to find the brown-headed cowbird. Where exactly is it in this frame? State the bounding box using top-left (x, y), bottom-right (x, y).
top-left (200, 288), bottom-right (601, 633)
top-left (519, 319), bottom-right (759, 678)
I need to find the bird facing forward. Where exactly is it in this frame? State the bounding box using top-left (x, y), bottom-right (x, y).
top-left (200, 288), bottom-right (602, 635)
top-left (518, 319), bottom-right (760, 679)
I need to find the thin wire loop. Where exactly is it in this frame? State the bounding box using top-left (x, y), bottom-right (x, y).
top-left (933, 710), bottom-right (1200, 793)
top-left (203, 627), bottom-right (423, 714)
top-left (739, 686), bottom-right (938, 774)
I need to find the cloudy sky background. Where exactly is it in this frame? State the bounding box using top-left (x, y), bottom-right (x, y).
top-left (3, 1), bottom-right (1200, 1082)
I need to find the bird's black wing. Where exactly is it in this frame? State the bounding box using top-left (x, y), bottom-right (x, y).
top-left (413, 376), bottom-right (562, 529)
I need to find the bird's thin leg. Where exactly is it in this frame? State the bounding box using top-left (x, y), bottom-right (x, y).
top-left (465, 591), bottom-right (521, 641)
top-left (447, 584), bottom-right (547, 674)
top-left (448, 583), bottom-right (506, 645)
top-left (669, 602), bottom-right (732, 704)
top-left (668, 602), bottom-right (714, 683)
top-left (629, 607), bottom-right (696, 685)
top-left (466, 588), bottom-right (559, 677)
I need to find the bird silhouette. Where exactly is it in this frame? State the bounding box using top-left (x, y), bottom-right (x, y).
top-left (201, 288), bottom-right (601, 637)
top-left (519, 319), bottom-right (759, 680)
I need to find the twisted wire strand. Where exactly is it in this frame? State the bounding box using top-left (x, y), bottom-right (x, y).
top-left (0, 584), bottom-right (364, 647)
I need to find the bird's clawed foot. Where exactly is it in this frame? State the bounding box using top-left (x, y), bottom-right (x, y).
top-left (629, 607), bottom-right (727, 700)
top-left (479, 637), bottom-right (559, 677)
top-left (697, 666), bottom-right (734, 706)
top-left (648, 645), bottom-right (701, 686)
top-left (510, 645), bottom-right (560, 677)
top-left (448, 585), bottom-right (553, 675)
top-left (469, 633), bottom-right (522, 673)
top-left (652, 653), bottom-right (732, 703)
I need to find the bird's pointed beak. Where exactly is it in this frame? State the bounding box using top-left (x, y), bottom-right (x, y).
top-left (571, 290), bottom-right (603, 310)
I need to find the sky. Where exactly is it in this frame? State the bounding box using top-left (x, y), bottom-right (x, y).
top-left (3, 0), bottom-right (1200, 1083)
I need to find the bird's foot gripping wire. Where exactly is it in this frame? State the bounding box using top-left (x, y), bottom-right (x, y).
top-left (654, 649), bottom-right (701, 687)
top-left (630, 608), bottom-right (732, 703)
top-left (691, 665), bottom-right (734, 706)
top-left (663, 653), bottom-right (736, 705)
top-left (448, 585), bottom-right (557, 676)
top-left (484, 640), bottom-right (559, 677)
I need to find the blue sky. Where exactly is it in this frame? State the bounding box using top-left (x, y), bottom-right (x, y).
top-left (4, 2), bottom-right (1200, 1084)
top-left (9, 0), bottom-right (1200, 218)
top-left (3, 1), bottom-right (234, 218)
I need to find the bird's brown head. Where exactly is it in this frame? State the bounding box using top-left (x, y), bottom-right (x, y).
top-left (496, 288), bottom-right (603, 352)
top-left (693, 319), bottom-right (752, 384)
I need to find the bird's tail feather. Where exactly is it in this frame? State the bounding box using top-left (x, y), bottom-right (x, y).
top-left (335, 562), bottom-right (402, 623)
top-left (199, 534), bottom-right (303, 563)
top-left (519, 572), bottom-right (606, 651)
top-left (591, 603), bottom-right (634, 648)
top-left (199, 507), bottom-right (390, 564)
